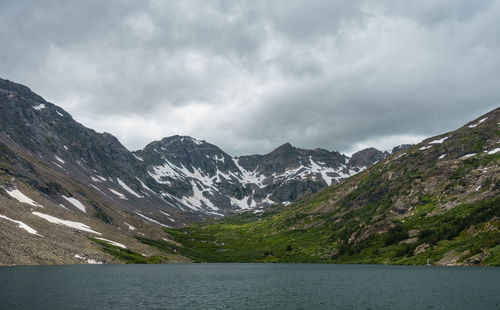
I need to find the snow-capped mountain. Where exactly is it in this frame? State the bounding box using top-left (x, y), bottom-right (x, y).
top-left (0, 77), bottom-right (386, 224)
top-left (136, 137), bottom-right (384, 215)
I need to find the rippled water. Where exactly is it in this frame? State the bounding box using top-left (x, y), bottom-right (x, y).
top-left (1, 263), bottom-right (499, 309)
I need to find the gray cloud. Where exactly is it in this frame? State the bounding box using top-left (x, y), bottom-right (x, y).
top-left (1, 0), bottom-right (499, 155)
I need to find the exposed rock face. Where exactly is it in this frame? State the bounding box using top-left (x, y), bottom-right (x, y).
top-left (0, 77), bottom-right (385, 224)
top-left (348, 147), bottom-right (388, 169)
top-left (139, 137), bottom-right (378, 215)
top-left (392, 144), bottom-right (413, 154)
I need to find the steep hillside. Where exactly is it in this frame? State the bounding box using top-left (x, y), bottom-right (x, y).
top-left (155, 108), bottom-right (500, 266)
top-left (0, 141), bottom-right (190, 265)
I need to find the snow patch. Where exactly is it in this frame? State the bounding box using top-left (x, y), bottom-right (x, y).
top-left (0, 214), bottom-right (39, 235)
top-left (108, 188), bottom-right (128, 200)
top-left (62, 195), bottom-right (86, 213)
top-left (394, 152), bottom-right (406, 159)
top-left (419, 145), bottom-right (432, 150)
top-left (487, 148), bottom-right (500, 154)
top-left (133, 154), bottom-right (144, 161)
top-left (469, 117), bottom-right (488, 128)
top-left (95, 237), bottom-right (127, 249)
top-left (32, 103), bottom-right (46, 110)
top-left (74, 254), bottom-right (103, 264)
top-left (117, 178), bottom-right (143, 198)
top-left (52, 162), bottom-right (64, 170)
top-left (136, 178), bottom-right (155, 194)
top-left (182, 180), bottom-right (219, 211)
top-left (124, 222), bottom-right (136, 230)
top-left (159, 210), bottom-right (176, 222)
top-left (56, 111), bottom-right (64, 117)
top-left (233, 157), bottom-right (267, 187)
top-left (308, 156), bottom-right (344, 186)
top-left (58, 203), bottom-right (69, 210)
top-left (429, 136), bottom-right (449, 144)
top-left (90, 184), bottom-right (107, 196)
top-left (459, 153), bottom-right (477, 159)
top-left (191, 138), bottom-right (203, 145)
top-left (229, 195), bottom-right (252, 210)
top-left (135, 212), bottom-right (170, 227)
top-left (33, 212), bottom-right (101, 235)
top-left (214, 155), bottom-right (225, 163)
top-left (438, 154), bottom-right (446, 159)
top-left (54, 155), bottom-right (65, 164)
top-left (5, 188), bottom-right (40, 207)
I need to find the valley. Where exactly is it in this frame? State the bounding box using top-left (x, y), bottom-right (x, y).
top-left (0, 77), bottom-right (498, 266)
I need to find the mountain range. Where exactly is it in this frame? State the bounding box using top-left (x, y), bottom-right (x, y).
top-left (1, 77), bottom-right (498, 266)
top-left (0, 77), bottom-right (393, 265)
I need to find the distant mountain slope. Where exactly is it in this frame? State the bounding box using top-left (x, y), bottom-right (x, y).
top-left (160, 108), bottom-right (500, 266)
top-left (0, 77), bottom-right (382, 223)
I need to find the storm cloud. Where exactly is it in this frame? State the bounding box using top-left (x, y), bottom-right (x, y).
top-left (1, 0), bottom-right (499, 155)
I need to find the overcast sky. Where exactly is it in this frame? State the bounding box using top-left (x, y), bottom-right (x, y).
top-left (1, 1), bottom-right (499, 155)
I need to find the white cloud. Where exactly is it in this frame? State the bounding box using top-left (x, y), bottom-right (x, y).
top-left (1, 0), bottom-right (499, 155)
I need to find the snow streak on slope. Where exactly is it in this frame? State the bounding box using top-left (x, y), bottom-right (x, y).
top-left (117, 178), bottom-right (143, 198)
top-left (109, 188), bottom-right (128, 200)
top-left (0, 214), bottom-right (39, 235)
top-left (135, 211), bottom-right (170, 227)
top-left (5, 188), bottom-right (40, 207)
top-left (62, 196), bottom-right (86, 212)
top-left (32, 212), bottom-right (101, 235)
top-left (95, 237), bottom-right (127, 249)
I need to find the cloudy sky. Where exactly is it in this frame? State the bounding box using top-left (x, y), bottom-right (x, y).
top-left (1, 1), bottom-right (499, 155)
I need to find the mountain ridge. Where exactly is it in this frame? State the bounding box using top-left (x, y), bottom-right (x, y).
top-left (0, 77), bottom-right (385, 221)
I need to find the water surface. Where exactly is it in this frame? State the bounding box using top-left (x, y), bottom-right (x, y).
top-left (1, 264), bottom-right (499, 309)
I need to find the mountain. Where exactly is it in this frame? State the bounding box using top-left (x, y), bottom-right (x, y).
top-left (156, 108), bottom-right (500, 266)
top-left (0, 77), bottom-right (384, 265)
top-left (139, 136), bottom-right (383, 216)
top-left (0, 78), bottom-right (380, 223)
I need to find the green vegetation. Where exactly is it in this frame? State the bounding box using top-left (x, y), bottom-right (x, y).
top-left (90, 238), bottom-right (164, 264)
top-left (135, 196), bottom-right (500, 265)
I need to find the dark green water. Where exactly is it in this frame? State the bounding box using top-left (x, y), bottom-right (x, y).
top-left (0, 264), bottom-right (499, 309)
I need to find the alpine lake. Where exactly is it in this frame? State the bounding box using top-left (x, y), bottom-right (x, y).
top-left (1, 263), bottom-right (499, 309)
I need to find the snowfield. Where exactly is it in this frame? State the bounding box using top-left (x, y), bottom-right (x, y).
top-left (95, 237), bottom-right (127, 249)
top-left (109, 188), bottom-right (128, 200)
top-left (5, 188), bottom-right (40, 207)
top-left (62, 195), bottom-right (86, 213)
top-left (32, 212), bottom-right (101, 235)
top-left (0, 214), bottom-right (39, 235)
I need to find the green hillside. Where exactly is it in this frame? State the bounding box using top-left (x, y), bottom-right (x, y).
top-left (140, 108), bottom-right (500, 266)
